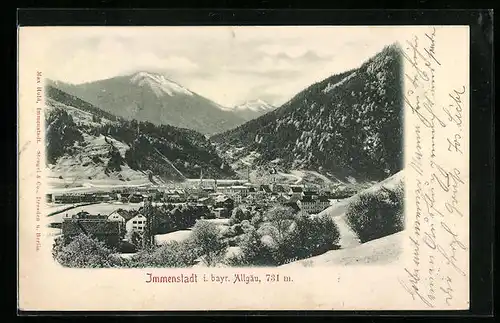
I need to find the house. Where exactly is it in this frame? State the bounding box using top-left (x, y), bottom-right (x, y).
top-left (231, 193), bottom-right (243, 204)
top-left (213, 207), bottom-right (230, 219)
top-left (302, 190), bottom-right (320, 200)
top-left (72, 211), bottom-right (107, 220)
top-left (54, 194), bottom-right (82, 204)
top-left (61, 218), bottom-right (123, 248)
top-left (129, 194), bottom-right (144, 203)
top-left (214, 196), bottom-right (234, 211)
top-left (260, 185), bottom-right (272, 194)
top-left (119, 193), bottom-right (131, 203)
top-left (217, 185), bottom-right (249, 197)
top-left (297, 195), bottom-right (330, 214)
top-left (289, 185), bottom-right (304, 197)
top-left (230, 186), bottom-right (250, 197)
top-left (273, 184), bottom-right (286, 193)
top-left (198, 196), bottom-right (213, 206)
top-left (248, 187), bottom-right (258, 195)
top-left (108, 212), bottom-right (126, 224)
top-left (275, 194), bottom-right (289, 204)
top-left (166, 194), bottom-right (184, 203)
top-left (283, 195), bottom-right (301, 212)
top-left (244, 194), bottom-right (256, 204)
top-left (125, 213), bottom-right (148, 234)
top-left (108, 209), bottom-right (136, 224)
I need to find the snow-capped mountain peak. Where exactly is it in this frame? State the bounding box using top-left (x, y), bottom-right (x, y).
top-left (130, 71), bottom-right (194, 97)
top-left (234, 99), bottom-right (275, 112)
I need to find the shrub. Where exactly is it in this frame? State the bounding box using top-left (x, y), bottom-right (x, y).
top-left (237, 228), bottom-right (276, 266)
top-left (264, 206), bottom-right (295, 244)
top-left (190, 220), bottom-right (228, 266)
top-left (250, 212), bottom-right (263, 227)
top-left (290, 212), bottom-right (341, 258)
top-left (126, 230), bottom-right (143, 248)
top-left (53, 234), bottom-right (124, 268)
top-left (130, 239), bottom-right (199, 268)
top-left (345, 181), bottom-right (405, 243)
top-left (229, 207), bottom-right (251, 225)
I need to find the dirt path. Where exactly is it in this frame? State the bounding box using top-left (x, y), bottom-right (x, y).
top-left (331, 214), bottom-right (360, 248)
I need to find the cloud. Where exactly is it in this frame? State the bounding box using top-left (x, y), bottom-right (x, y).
top-left (37, 26), bottom-right (408, 105)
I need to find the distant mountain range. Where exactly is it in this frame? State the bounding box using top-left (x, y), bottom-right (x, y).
top-left (232, 99), bottom-right (276, 121)
top-left (211, 44), bottom-right (404, 183)
top-left (47, 72), bottom-right (273, 136)
top-left (44, 84), bottom-right (237, 186)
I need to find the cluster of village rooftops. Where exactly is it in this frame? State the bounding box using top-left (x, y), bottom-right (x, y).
top-left (49, 181), bottom-right (357, 250)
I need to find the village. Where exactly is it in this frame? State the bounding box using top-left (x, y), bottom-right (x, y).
top-left (47, 178), bottom-right (358, 253)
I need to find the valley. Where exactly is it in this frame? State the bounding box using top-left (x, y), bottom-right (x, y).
top-left (44, 41), bottom-right (405, 269)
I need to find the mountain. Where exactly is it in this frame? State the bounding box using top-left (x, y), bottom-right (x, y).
top-left (232, 99), bottom-right (276, 121)
top-left (211, 44), bottom-right (404, 183)
top-left (44, 85), bottom-right (237, 188)
top-left (47, 72), bottom-right (248, 135)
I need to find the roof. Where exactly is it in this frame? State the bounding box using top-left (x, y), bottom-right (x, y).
top-left (129, 213), bottom-right (146, 221)
top-left (260, 185), bottom-right (272, 193)
top-left (273, 184), bottom-right (286, 192)
top-left (318, 196), bottom-right (330, 202)
top-left (110, 209), bottom-right (136, 222)
top-left (215, 195), bottom-right (233, 203)
top-left (290, 186), bottom-right (304, 193)
top-left (300, 196), bottom-right (315, 203)
top-left (62, 219), bottom-right (120, 236)
top-left (233, 186), bottom-right (248, 189)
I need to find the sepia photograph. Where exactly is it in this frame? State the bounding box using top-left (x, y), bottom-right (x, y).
top-left (18, 24), bottom-right (470, 311)
top-left (41, 27), bottom-right (405, 269)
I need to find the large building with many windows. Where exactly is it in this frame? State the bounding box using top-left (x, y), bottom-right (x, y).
top-left (297, 196), bottom-right (330, 214)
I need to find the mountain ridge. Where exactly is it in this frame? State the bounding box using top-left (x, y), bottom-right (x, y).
top-left (47, 72), bottom-right (247, 135)
top-left (45, 85), bottom-right (237, 187)
top-left (211, 44), bottom-right (404, 183)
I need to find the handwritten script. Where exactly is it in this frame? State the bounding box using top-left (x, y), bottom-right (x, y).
top-left (399, 27), bottom-right (468, 308)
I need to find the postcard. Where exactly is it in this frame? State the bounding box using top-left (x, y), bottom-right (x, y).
top-left (18, 25), bottom-right (469, 311)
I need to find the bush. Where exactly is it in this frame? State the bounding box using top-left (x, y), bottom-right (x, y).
top-left (289, 212), bottom-right (341, 258)
top-left (130, 239), bottom-right (199, 268)
top-left (345, 181), bottom-right (405, 243)
top-left (226, 210), bottom-right (341, 267)
top-left (264, 206), bottom-right (296, 244)
top-left (53, 234), bottom-right (124, 268)
top-left (190, 220), bottom-right (228, 266)
top-left (229, 207), bottom-right (251, 225)
top-left (250, 212), bottom-right (263, 227)
top-left (237, 227), bottom-right (276, 266)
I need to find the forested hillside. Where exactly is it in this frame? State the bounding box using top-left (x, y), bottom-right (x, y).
top-left (45, 86), bottom-right (236, 184)
top-left (212, 44), bottom-right (403, 182)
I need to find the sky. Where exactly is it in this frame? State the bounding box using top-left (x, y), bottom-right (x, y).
top-left (36, 26), bottom-right (405, 107)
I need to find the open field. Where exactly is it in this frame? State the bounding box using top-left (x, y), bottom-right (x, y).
top-left (280, 231), bottom-right (404, 267)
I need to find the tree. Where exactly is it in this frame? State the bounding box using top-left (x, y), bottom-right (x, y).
top-left (189, 220), bottom-right (227, 267)
top-left (345, 181), bottom-right (405, 243)
top-left (45, 108), bottom-right (83, 164)
top-left (229, 207), bottom-right (251, 225)
top-left (264, 206), bottom-right (295, 244)
top-left (53, 234), bottom-right (123, 268)
top-left (126, 230), bottom-right (143, 248)
top-left (238, 227), bottom-right (276, 266)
